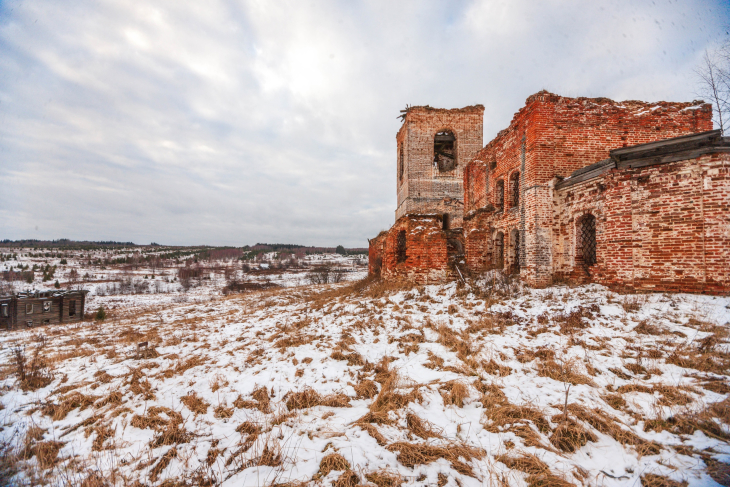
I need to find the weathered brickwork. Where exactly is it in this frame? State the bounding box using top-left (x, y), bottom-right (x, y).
top-left (378, 215), bottom-right (451, 283)
top-left (463, 91), bottom-right (714, 288)
top-left (396, 105), bottom-right (484, 228)
top-left (371, 90), bottom-right (728, 294)
top-left (553, 152), bottom-right (730, 293)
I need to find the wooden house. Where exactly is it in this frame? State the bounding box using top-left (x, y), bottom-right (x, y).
top-left (0, 289), bottom-right (89, 330)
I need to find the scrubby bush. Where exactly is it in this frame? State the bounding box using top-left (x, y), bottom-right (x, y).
top-left (95, 306), bottom-right (107, 321)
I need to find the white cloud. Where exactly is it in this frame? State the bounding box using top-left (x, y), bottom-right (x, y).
top-left (0, 0), bottom-right (727, 246)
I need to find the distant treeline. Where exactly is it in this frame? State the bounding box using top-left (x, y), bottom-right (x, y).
top-left (0, 239), bottom-right (138, 249)
top-left (244, 243), bottom-right (367, 258)
top-left (0, 239), bottom-right (367, 254)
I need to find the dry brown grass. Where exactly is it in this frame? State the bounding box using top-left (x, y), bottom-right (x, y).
top-left (149, 447), bottom-right (177, 482)
top-left (440, 381), bottom-right (470, 407)
top-left (704, 457), bottom-right (730, 486)
top-left (475, 382), bottom-right (509, 410)
top-left (285, 388), bottom-right (351, 410)
top-left (634, 321), bottom-right (664, 335)
top-left (515, 346), bottom-right (555, 363)
top-left (435, 324), bottom-right (479, 369)
top-left (236, 421), bottom-right (262, 436)
top-left (367, 375), bottom-right (422, 418)
top-left (699, 377), bottom-right (730, 394)
top-left (331, 350), bottom-right (364, 366)
top-left (130, 406), bottom-right (192, 447)
top-left (640, 473), bottom-right (688, 487)
top-left (173, 355), bottom-right (207, 375)
top-left (620, 294), bottom-right (648, 313)
top-left (386, 442), bottom-right (485, 477)
top-left (334, 470), bottom-right (360, 487)
top-left (214, 404), bottom-right (234, 419)
top-left (274, 333), bottom-right (314, 350)
top-left (496, 453), bottom-right (573, 486)
top-left (364, 469), bottom-right (402, 487)
top-left (644, 397), bottom-right (730, 442)
top-left (483, 402), bottom-right (551, 435)
top-left (22, 439), bottom-right (64, 470)
top-left (482, 359), bottom-right (512, 376)
top-left (126, 367), bottom-right (155, 400)
top-left (180, 392), bottom-right (209, 415)
top-left (314, 453), bottom-right (350, 479)
top-left (43, 392), bottom-right (98, 421)
top-left (90, 424), bottom-right (115, 451)
top-left (423, 351), bottom-right (445, 370)
top-left (354, 379), bottom-right (379, 399)
top-left (13, 344), bottom-right (54, 392)
top-left (616, 384), bottom-right (694, 407)
top-left (554, 304), bottom-right (599, 334)
top-left (667, 342), bottom-right (730, 375)
top-left (567, 404), bottom-right (662, 456)
top-left (406, 412), bottom-right (442, 439)
top-left (549, 416), bottom-right (596, 452)
top-left (465, 313), bottom-right (509, 335)
top-left (536, 358), bottom-right (593, 386)
top-left (356, 423), bottom-right (387, 445)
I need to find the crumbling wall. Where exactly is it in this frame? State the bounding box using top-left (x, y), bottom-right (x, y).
top-left (464, 91), bottom-right (713, 287)
top-left (553, 153), bottom-right (730, 294)
top-left (378, 215), bottom-right (452, 283)
top-left (368, 232), bottom-right (387, 278)
top-left (396, 105), bottom-right (484, 225)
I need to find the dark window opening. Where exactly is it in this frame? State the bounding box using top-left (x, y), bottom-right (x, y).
top-left (43, 319), bottom-right (50, 325)
top-left (1, 305), bottom-right (7, 317)
top-left (578, 214), bottom-right (597, 270)
top-left (434, 130), bottom-right (456, 172)
top-left (494, 232), bottom-right (504, 270)
top-left (396, 230), bottom-right (407, 263)
top-left (43, 301), bottom-right (51, 313)
top-left (512, 229), bottom-right (521, 274)
top-left (68, 300), bottom-right (76, 317)
top-left (442, 213), bottom-right (450, 230)
top-left (511, 172), bottom-right (520, 207)
top-left (26, 320), bottom-right (33, 328)
top-left (495, 180), bottom-right (504, 210)
top-left (398, 143), bottom-right (405, 181)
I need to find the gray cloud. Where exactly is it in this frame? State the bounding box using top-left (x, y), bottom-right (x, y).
top-left (0, 0), bottom-right (727, 246)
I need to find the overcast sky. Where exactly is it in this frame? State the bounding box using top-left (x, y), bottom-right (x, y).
top-left (1, 1), bottom-right (727, 247)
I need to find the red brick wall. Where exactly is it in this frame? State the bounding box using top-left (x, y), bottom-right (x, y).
top-left (376, 215), bottom-right (452, 283)
top-left (368, 232), bottom-right (387, 277)
top-left (553, 153), bottom-right (730, 294)
top-left (466, 92), bottom-right (712, 214)
top-left (463, 91), bottom-right (713, 287)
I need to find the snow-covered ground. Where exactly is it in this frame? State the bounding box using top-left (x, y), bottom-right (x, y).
top-left (0, 247), bottom-right (368, 301)
top-left (0, 278), bottom-right (728, 486)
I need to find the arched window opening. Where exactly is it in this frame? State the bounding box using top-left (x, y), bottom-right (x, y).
top-left (398, 143), bottom-right (405, 182)
top-left (495, 180), bottom-right (504, 210)
top-left (442, 213), bottom-right (450, 231)
top-left (577, 214), bottom-right (597, 270)
top-left (434, 130), bottom-right (456, 172)
top-left (511, 171), bottom-right (520, 208)
top-left (494, 232), bottom-right (504, 270)
top-left (510, 229), bottom-right (521, 274)
top-left (396, 230), bottom-right (407, 263)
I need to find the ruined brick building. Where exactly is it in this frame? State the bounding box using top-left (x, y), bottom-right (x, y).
top-left (369, 91), bottom-right (730, 293)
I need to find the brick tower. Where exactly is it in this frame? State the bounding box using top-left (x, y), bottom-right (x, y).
top-left (395, 105), bottom-right (484, 228)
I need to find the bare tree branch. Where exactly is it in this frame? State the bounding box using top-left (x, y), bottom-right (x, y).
top-left (696, 44), bottom-right (730, 134)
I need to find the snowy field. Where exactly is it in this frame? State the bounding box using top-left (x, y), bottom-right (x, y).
top-left (0, 277), bottom-right (729, 486)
